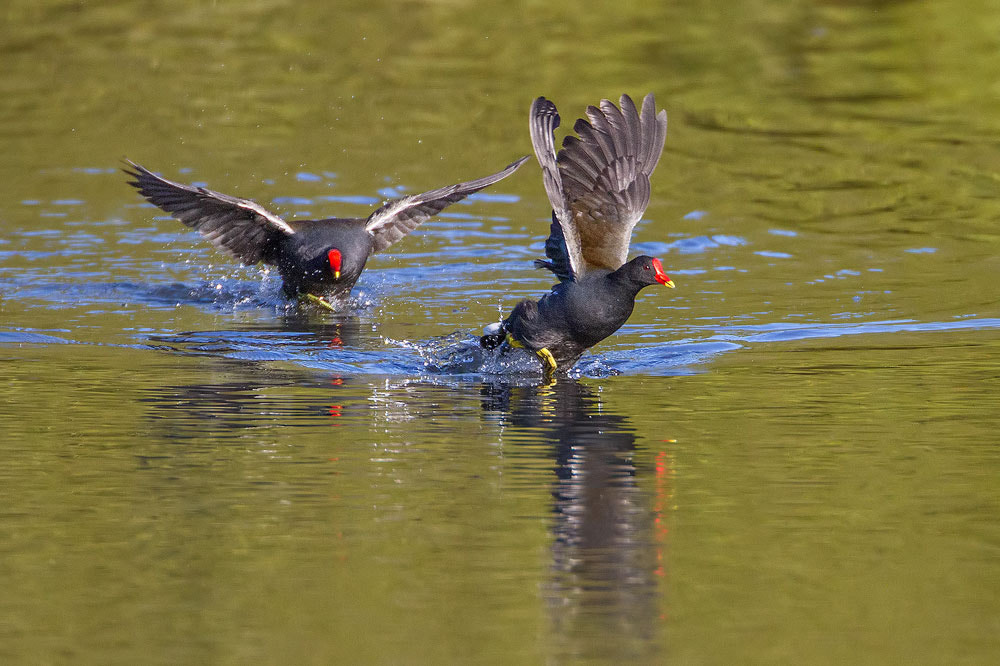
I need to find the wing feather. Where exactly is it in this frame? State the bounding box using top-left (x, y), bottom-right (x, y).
top-left (553, 93), bottom-right (668, 271)
top-left (365, 156), bottom-right (529, 254)
top-left (529, 97), bottom-right (585, 282)
top-left (123, 159), bottom-right (293, 266)
top-left (638, 93), bottom-right (669, 175)
top-left (532, 211), bottom-right (575, 282)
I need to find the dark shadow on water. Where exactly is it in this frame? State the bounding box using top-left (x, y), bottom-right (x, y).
top-left (481, 379), bottom-right (664, 662)
top-left (143, 313), bottom-right (375, 363)
top-left (138, 358), bottom-right (368, 442)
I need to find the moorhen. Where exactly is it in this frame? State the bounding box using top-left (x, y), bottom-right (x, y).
top-left (125, 156), bottom-right (528, 309)
top-left (480, 94), bottom-right (674, 374)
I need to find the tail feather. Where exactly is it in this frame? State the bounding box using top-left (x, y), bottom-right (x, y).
top-left (479, 322), bottom-right (506, 350)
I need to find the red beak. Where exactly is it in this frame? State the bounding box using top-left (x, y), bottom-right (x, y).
top-left (651, 258), bottom-right (675, 288)
top-left (328, 249), bottom-right (342, 279)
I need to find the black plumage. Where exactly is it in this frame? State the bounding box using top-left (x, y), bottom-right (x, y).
top-left (481, 94), bottom-right (673, 374)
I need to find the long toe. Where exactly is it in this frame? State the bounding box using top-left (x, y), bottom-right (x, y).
top-left (536, 348), bottom-right (558, 373)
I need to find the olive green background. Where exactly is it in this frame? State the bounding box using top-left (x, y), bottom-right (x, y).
top-left (2, 0), bottom-right (999, 663)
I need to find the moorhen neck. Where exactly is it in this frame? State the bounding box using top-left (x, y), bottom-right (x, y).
top-left (125, 155), bottom-right (528, 309)
top-left (480, 94), bottom-right (674, 375)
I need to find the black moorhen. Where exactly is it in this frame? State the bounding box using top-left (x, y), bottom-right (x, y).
top-left (125, 156), bottom-right (528, 309)
top-left (480, 94), bottom-right (674, 374)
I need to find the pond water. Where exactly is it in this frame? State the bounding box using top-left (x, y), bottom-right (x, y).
top-left (2, 0), bottom-right (1000, 663)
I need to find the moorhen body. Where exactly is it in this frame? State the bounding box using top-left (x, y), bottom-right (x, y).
top-left (480, 94), bottom-right (674, 374)
top-left (126, 156), bottom-right (528, 309)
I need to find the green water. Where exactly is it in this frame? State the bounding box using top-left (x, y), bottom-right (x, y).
top-left (2, 0), bottom-right (1000, 663)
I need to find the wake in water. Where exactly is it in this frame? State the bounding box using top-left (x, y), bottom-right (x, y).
top-left (392, 332), bottom-right (562, 377)
top-left (383, 331), bottom-right (720, 379)
top-left (137, 276), bottom-right (379, 315)
top-left (0, 270), bottom-right (379, 316)
top-left (131, 313), bottom-right (1000, 380)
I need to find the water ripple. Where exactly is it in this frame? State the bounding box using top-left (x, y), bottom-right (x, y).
top-left (692, 317), bottom-right (1000, 345)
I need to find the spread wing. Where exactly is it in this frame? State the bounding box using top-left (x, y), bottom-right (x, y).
top-left (365, 156), bottom-right (529, 254)
top-left (124, 160), bottom-right (293, 265)
top-left (536, 94), bottom-right (668, 276)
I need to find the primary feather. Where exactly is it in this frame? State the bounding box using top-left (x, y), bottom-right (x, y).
top-left (124, 160), bottom-right (293, 265)
top-left (530, 94), bottom-right (667, 279)
top-left (365, 156), bottom-right (529, 254)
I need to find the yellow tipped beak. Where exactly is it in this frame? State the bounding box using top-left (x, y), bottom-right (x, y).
top-left (664, 279), bottom-right (675, 288)
top-left (334, 270), bottom-right (340, 279)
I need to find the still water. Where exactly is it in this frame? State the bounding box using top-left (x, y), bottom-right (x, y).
top-left (2, 0), bottom-right (1000, 663)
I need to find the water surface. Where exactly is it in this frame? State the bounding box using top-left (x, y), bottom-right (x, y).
top-left (2, 0), bottom-right (1000, 663)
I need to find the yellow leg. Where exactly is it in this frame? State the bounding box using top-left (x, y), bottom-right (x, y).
top-left (505, 334), bottom-right (557, 377)
top-left (303, 293), bottom-right (336, 311)
top-left (536, 347), bottom-right (558, 374)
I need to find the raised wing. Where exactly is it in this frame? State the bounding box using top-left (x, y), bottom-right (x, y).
top-left (530, 97), bottom-right (584, 282)
top-left (124, 159), bottom-right (294, 265)
top-left (546, 94), bottom-right (668, 273)
top-left (365, 156), bottom-right (529, 254)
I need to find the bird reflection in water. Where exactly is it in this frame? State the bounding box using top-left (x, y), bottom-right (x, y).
top-left (481, 380), bottom-right (670, 661)
top-left (276, 310), bottom-right (362, 351)
top-left (140, 358), bottom-right (366, 442)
